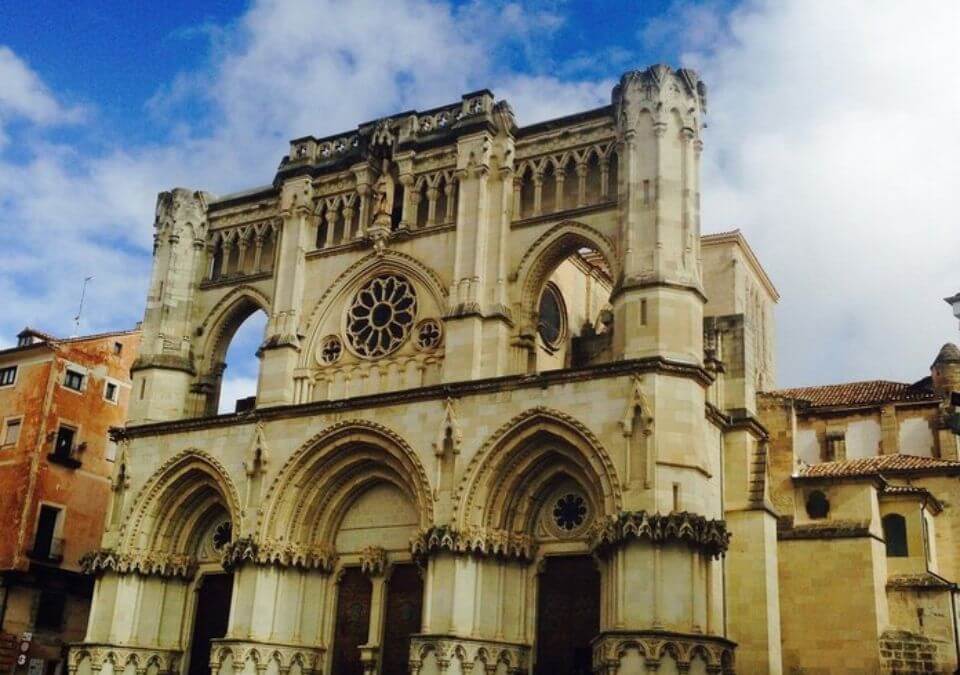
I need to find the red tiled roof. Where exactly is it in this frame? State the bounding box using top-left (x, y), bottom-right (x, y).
top-left (767, 380), bottom-right (938, 408)
top-left (797, 454), bottom-right (960, 479)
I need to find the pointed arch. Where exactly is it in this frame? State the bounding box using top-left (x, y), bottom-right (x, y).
top-left (454, 407), bottom-right (622, 532)
top-left (119, 449), bottom-right (243, 556)
top-left (197, 285), bottom-right (271, 365)
top-left (298, 250), bottom-right (448, 368)
top-left (513, 220), bottom-right (617, 331)
top-left (258, 420), bottom-right (433, 547)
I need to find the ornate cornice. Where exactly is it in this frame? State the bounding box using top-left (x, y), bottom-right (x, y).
top-left (116, 357), bottom-right (716, 440)
top-left (79, 549), bottom-right (197, 579)
top-left (590, 511), bottom-right (731, 559)
top-left (68, 644), bottom-right (182, 675)
top-left (409, 635), bottom-right (529, 675)
top-left (411, 525), bottom-right (536, 563)
top-left (592, 630), bottom-right (734, 675)
top-left (220, 537), bottom-right (337, 573)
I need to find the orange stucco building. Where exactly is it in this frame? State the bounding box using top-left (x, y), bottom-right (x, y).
top-left (0, 327), bottom-right (139, 675)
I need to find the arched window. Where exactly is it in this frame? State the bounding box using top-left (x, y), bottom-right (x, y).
top-left (537, 283), bottom-right (566, 350)
top-left (882, 513), bottom-right (908, 557)
top-left (805, 490), bottom-right (830, 519)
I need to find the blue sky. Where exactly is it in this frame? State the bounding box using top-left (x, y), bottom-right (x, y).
top-left (1, 1), bottom-right (958, 407)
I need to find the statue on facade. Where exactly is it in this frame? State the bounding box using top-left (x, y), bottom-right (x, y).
top-left (371, 159), bottom-right (395, 227)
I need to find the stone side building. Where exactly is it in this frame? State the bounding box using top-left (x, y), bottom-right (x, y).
top-left (65, 62), bottom-right (960, 675)
top-left (0, 327), bottom-right (140, 675)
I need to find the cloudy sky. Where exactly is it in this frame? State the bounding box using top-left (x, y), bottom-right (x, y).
top-left (2, 0), bottom-right (957, 409)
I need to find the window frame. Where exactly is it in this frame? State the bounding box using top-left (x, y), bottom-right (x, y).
top-left (63, 368), bottom-right (85, 393)
top-left (2, 416), bottom-right (23, 447)
top-left (537, 282), bottom-right (568, 352)
top-left (882, 513), bottom-right (909, 557)
top-left (0, 365), bottom-right (17, 388)
top-left (103, 379), bottom-right (119, 404)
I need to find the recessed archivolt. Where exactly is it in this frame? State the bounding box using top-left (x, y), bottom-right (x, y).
top-left (258, 420), bottom-right (433, 545)
top-left (513, 220), bottom-right (617, 330)
top-left (119, 449), bottom-right (243, 555)
top-left (196, 285), bottom-right (271, 368)
top-left (453, 406), bottom-right (622, 531)
top-left (298, 251), bottom-right (449, 368)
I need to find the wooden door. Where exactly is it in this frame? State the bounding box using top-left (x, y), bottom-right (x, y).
top-left (534, 556), bottom-right (600, 675)
top-left (187, 573), bottom-right (234, 675)
top-left (380, 565), bottom-right (424, 675)
top-left (332, 568), bottom-right (372, 675)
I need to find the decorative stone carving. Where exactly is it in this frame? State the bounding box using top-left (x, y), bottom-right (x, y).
top-left (359, 545), bottom-right (388, 576)
top-left (219, 537), bottom-right (337, 573)
top-left (409, 636), bottom-right (529, 675)
top-left (411, 525), bottom-right (536, 563)
top-left (345, 274), bottom-right (418, 358)
top-left (592, 631), bottom-right (734, 675)
top-left (79, 549), bottom-right (198, 579)
top-left (68, 644), bottom-right (182, 675)
top-left (209, 639), bottom-right (324, 675)
top-left (590, 510), bottom-right (731, 559)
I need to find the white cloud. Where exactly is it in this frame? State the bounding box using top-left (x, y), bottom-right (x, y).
top-left (218, 376), bottom-right (259, 414)
top-left (0, 0), bottom-right (605, 350)
top-left (0, 47), bottom-right (83, 146)
top-left (676, 0), bottom-right (960, 386)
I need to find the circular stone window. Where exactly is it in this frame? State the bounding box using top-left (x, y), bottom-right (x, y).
top-left (414, 318), bottom-right (443, 351)
top-left (537, 284), bottom-right (566, 349)
top-left (346, 275), bottom-right (417, 358)
top-left (212, 520), bottom-right (232, 551)
top-left (319, 335), bottom-right (343, 365)
top-left (552, 493), bottom-right (589, 533)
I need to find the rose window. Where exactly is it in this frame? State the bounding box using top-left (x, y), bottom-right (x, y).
top-left (320, 335), bottom-right (343, 365)
top-left (212, 521), bottom-right (232, 551)
top-left (552, 493), bottom-right (587, 532)
top-left (346, 275), bottom-right (417, 358)
top-left (415, 319), bottom-right (443, 351)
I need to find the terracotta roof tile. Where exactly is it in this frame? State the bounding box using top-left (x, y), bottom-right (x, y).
top-left (766, 380), bottom-right (938, 408)
top-left (797, 454), bottom-right (960, 479)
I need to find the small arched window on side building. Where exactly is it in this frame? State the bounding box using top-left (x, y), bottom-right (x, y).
top-left (805, 490), bottom-right (830, 519)
top-left (537, 283), bottom-right (567, 352)
top-left (883, 514), bottom-right (908, 557)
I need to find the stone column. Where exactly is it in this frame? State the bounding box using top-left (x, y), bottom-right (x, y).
top-left (257, 177), bottom-right (313, 407)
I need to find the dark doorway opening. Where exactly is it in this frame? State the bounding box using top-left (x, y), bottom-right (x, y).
top-left (187, 573), bottom-right (234, 675)
top-left (534, 555), bottom-right (600, 675)
top-left (380, 564), bottom-right (424, 675)
top-left (332, 567), bottom-right (372, 675)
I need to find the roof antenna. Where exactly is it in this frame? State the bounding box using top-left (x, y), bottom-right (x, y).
top-left (72, 276), bottom-right (94, 337)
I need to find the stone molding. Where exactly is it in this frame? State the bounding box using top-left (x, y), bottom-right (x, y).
top-left (68, 644), bottom-right (181, 675)
top-left (359, 545), bottom-right (388, 576)
top-left (408, 635), bottom-right (529, 674)
top-left (79, 548), bottom-right (197, 579)
top-left (592, 631), bottom-right (735, 675)
top-left (590, 511), bottom-right (731, 559)
top-left (115, 357), bottom-right (717, 441)
top-left (777, 519), bottom-right (874, 541)
top-left (220, 537), bottom-right (337, 573)
top-left (411, 526), bottom-right (536, 563)
top-left (209, 639), bottom-right (324, 675)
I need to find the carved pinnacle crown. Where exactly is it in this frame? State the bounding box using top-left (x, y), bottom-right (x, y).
top-left (612, 63), bottom-right (707, 113)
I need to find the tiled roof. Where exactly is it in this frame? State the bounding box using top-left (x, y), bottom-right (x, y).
top-left (767, 380), bottom-right (938, 409)
top-left (797, 454), bottom-right (960, 479)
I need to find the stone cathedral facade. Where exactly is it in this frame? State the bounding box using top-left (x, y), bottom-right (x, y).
top-left (66, 63), bottom-right (960, 675)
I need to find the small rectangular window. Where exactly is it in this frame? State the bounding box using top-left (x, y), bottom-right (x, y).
top-left (0, 365), bottom-right (17, 386)
top-left (3, 419), bottom-right (21, 445)
top-left (105, 435), bottom-right (117, 462)
top-left (113, 341), bottom-right (123, 355)
top-left (53, 426), bottom-right (75, 459)
top-left (63, 369), bottom-right (84, 392)
top-left (32, 504), bottom-right (62, 560)
top-left (104, 381), bottom-right (118, 403)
